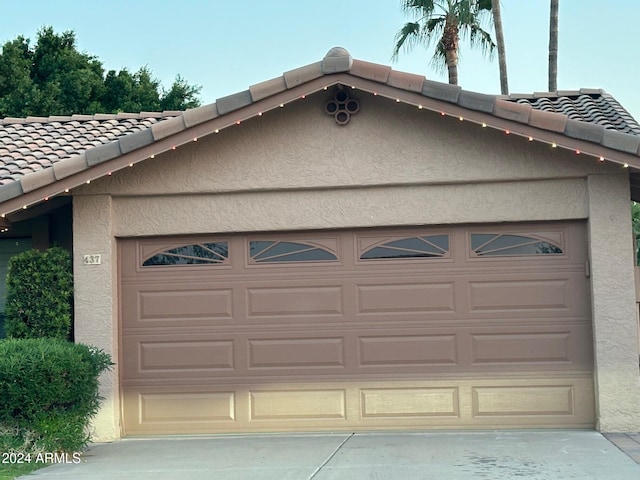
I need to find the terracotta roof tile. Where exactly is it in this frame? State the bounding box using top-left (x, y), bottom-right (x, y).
top-left (512, 92), bottom-right (640, 135)
top-left (387, 70), bottom-right (425, 93)
top-left (215, 90), bottom-right (253, 116)
top-left (183, 104), bottom-right (219, 128)
top-left (283, 62), bottom-right (323, 89)
top-left (458, 90), bottom-right (496, 113)
top-left (249, 77), bottom-right (288, 102)
top-left (0, 112), bottom-right (175, 185)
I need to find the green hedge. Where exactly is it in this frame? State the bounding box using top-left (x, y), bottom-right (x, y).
top-left (0, 338), bottom-right (112, 453)
top-left (4, 247), bottom-right (73, 339)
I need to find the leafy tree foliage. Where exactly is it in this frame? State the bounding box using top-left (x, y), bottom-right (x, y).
top-left (0, 27), bottom-right (201, 117)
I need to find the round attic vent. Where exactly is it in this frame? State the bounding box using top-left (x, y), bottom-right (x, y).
top-left (325, 89), bottom-right (360, 125)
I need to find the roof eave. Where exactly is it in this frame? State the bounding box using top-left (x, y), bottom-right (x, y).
top-left (2, 71), bottom-right (639, 217)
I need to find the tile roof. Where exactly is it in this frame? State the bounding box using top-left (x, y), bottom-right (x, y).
top-left (509, 92), bottom-right (640, 136)
top-left (2, 46), bottom-right (640, 214)
top-left (0, 113), bottom-right (179, 186)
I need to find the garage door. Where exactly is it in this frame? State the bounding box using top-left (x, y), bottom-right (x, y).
top-left (119, 222), bottom-right (594, 435)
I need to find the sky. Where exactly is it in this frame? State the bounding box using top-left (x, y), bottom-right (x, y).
top-left (0, 1), bottom-right (638, 120)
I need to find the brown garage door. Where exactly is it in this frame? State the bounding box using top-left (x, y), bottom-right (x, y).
top-left (119, 222), bottom-right (594, 435)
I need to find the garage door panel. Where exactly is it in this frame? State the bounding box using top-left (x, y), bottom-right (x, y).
top-left (358, 334), bottom-right (458, 367)
top-left (471, 332), bottom-right (571, 364)
top-left (139, 391), bottom-right (236, 423)
top-left (246, 285), bottom-right (343, 318)
top-left (466, 273), bottom-right (588, 315)
top-left (249, 389), bottom-right (347, 420)
top-left (248, 337), bottom-right (346, 369)
top-left (360, 387), bottom-right (460, 418)
top-left (120, 222), bottom-right (594, 435)
top-left (468, 279), bottom-right (569, 311)
top-left (472, 385), bottom-right (574, 417)
top-left (466, 323), bottom-right (592, 371)
top-left (357, 282), bottom-right (455, 314)
top-left (122, 335), bottom-right (237, 379)
top-left (122, 284), bottom-right (234, 327)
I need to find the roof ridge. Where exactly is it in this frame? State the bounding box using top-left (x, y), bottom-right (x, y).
top-left (2, 46), bottom-right (640, 215)
top-left (0, 111), bottom-right (182, 125)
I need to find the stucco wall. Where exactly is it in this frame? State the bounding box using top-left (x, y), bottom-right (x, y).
top-left (587, 174), bottom-right (640, 431)
top-left (109, 179), bottom-right (588, 237)
top-left (73, 89), bottom-right (638, 438)
top-left (79, 93), bottom-right (618, 197)
top-left (73, 195), bottom-right (120, 441)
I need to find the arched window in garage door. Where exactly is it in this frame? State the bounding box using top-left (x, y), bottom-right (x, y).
top-left (249, 240), bottom-right (338, 263)
top-left (471, 233), bottom-right (563, 256)
top-left (359, 234), bottom-right (449, 260)
top-left (142, 242), bottom-right (229, 266)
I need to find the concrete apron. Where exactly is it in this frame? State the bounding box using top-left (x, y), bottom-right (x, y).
top-left (21, 431), bottom-right (640, 480)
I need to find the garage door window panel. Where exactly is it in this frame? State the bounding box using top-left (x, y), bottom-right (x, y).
top-left (142, 242), bottom-right (229, 266)
top-left (249, 241), bottom-right (338, 263)
top-left (471, 234), bottom-right (563, 257)
top-left (360, 235), bottom-right (449, 260)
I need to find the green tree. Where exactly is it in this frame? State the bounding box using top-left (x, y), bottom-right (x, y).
top-left (548, 0), bottom-right (559, 91)
top-left (392, 0), bottom-right (496, 85)
top-left (0, 26), bottom-right (201, 117)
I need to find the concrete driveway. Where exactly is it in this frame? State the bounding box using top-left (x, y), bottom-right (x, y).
top-left (20, 431), bottom-right (640, 479)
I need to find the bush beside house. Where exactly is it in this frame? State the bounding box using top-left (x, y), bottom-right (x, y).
top-left (0, 247), bottom-right (112, 456)
top-left (0, 339), bottom-right (112, 453)
top-left (4, 247), bottom-right (73, 340)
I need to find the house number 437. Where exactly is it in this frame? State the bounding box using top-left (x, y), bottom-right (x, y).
top-left (83, 254), bottom-right (102, 265)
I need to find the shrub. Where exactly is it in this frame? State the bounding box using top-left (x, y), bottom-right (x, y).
top-left (4, 247), bottom-right (73, 339)
top-left (0, 338), bottom-right (112, 453)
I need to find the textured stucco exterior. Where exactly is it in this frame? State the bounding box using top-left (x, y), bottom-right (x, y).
top-left (587, 174), bottom-right (640, 431)
top-left (72, 90), bottom-right (640, 438)
top-left (73, 195), bottom-right (120, 441)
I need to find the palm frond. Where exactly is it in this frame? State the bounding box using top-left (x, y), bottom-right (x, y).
top-left (400, 0), bottom-right (439, 17)
top-left (429, 41), bottom-right (448, 73)
top-left (467, 23), bottom-right (496, 59)
top-left (392, 22), bottom-right (423, 59)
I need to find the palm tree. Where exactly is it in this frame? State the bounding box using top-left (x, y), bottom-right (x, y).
top-left (489, 0), bottom-right (508, 94)
top-left (392, 0), bottom-right (496, 86)
top-left (548, 0), bottom-right (559, 91)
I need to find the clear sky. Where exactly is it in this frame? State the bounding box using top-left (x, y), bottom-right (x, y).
top-left (0, 1), bottom-right (638, 120)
